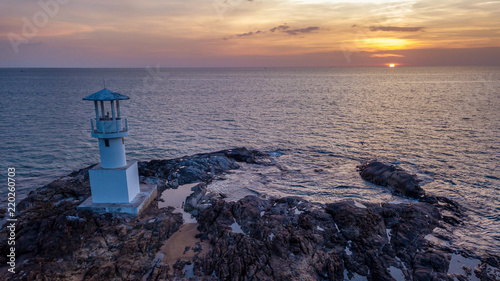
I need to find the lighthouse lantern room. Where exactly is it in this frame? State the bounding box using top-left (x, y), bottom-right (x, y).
top-left (85, 89), bottom-right (129, 169)
top-left (78, 88), bottom-right (157, 215)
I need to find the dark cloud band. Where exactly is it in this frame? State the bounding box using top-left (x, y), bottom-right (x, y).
top-left (369, 26), bottom-right (424, 32)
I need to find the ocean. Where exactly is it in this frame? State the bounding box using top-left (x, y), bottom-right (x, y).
top-left (0, 67), bottom-right (499, 255)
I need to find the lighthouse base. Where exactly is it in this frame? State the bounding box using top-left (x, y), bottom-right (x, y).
top-left (77, 184), bottom-right (157, 216)
top-left (88, 162), bottom-right (141, 203)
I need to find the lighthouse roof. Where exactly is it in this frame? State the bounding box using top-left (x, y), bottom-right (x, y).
top-left (83, 88), bottom-right (130, 101)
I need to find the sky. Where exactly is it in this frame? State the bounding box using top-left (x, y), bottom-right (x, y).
top-left (1, 0), bottom-right (499, 67)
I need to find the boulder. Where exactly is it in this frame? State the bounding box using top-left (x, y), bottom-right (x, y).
top-left (358, 161), bottom-right (425, 199)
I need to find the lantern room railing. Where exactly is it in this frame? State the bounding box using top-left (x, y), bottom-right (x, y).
top-left (90, 118), bottom-right (128, 135)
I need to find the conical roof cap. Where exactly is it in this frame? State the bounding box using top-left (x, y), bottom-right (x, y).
top-left (83, 88), bottom-right (130, 101)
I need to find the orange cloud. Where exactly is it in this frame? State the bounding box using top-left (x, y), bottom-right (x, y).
top-left (371, 53), bottom-right (405, 58)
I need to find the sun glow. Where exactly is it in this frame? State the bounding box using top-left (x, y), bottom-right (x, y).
top-left (389, 64), bottom-right (395, 68)
top-left (371, 54), bottom-right (404, 58)
top-left (360, 38), bottom-right (410, 50)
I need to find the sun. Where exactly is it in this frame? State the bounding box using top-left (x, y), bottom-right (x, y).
top-left (389, 64), bottom-right (395, 68)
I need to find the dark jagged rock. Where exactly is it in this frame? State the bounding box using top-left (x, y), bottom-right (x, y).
top-left (0, 163), bottom-right (184, 280)
top-left (357, 161), bottom-right (466, 227)
top-left (190, 194), bottom-right (483, 280)
top-left (138, 147), bottom-right (266, 190)
top-left (223, 147), bottom-right (266, 163)
top-left (1, 148), bottom-right (498, 280)
top-left (0, 148), bottom-right (259, 280)
top-left (358, 161), bottom-right (425, 199)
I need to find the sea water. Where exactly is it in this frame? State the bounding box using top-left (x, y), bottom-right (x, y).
top-left (0, 66), bottom-right (499, 255)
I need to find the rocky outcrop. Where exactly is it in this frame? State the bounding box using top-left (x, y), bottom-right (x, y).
top-left (0, 147), bottom-right (261, 280)
top-left (0, 163), bottom-right (184, 280)
top-left (0, 148), bottom-right (498, 280)
top-left (184, 195), bottom-right (465, 280)
top-left (357, 161), bottom-right (425, 199)
top-left (174, 186), bottom-right (496, 280)
top-left (357, 160), bottom-right (466, 231)
top-left (138, 147), bottom-right (267, 190)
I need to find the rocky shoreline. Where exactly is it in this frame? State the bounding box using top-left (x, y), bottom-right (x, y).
top-left (1, 148), bottom-right (499, 280)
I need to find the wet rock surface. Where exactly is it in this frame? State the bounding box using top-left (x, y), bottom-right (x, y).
top-left (188, 194), bottom-right (498, 280)
top-left (357, 161), bottom-right (425, 199)
top-left (357, 160), bottom-right (466, 231)
top-left (0, 148), bottom-right (498, 280)
top-left (138, 147), bottom-right (267, 191)
top-left (0, 164), bottom-right (184, 280)
top-left (0, 147), bottom-right (261, 280)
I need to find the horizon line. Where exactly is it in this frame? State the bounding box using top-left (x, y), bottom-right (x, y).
top-left (2, 65), bottom-right (500, 69)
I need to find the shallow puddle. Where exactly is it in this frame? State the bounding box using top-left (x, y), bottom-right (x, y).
top-left (159, 182), bottom-right (199, 223)
top-left (448, 254), bottom-right (480, 281)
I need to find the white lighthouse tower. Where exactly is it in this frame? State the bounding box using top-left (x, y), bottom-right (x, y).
top-left (78, 88), bottom-right (156, 216)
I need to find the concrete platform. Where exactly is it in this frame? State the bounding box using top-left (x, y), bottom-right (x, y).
top-left (77, 184), bottom-right (157, 216)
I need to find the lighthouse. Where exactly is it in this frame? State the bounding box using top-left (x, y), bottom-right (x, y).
top-left (78, 88), bottom-right (156, 215)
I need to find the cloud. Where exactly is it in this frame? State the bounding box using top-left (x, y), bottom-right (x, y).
top-left (224, 30), bottom-right (262, 40)
top-left (269, 25), bottom-right (289, 32)
top-left (269, 24), bottom-right (319, 35)
top-left (225, 24), bottom-right (319, 40)
top-left (2, 0), bottom-right (500, 67)
top-left (284, 26), bottom-right (320, 35)
top-left (369, 26), bottom-right (424, 32)
top-left (237, 31), bottom-right (254, 37)
top-left (371, 53), bottom-right (405, 58)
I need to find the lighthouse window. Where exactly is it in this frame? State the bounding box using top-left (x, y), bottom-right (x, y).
top-left (122, 137), bottom-right (124, 144)
top-left (104, 139), bottom-right (110, 147)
